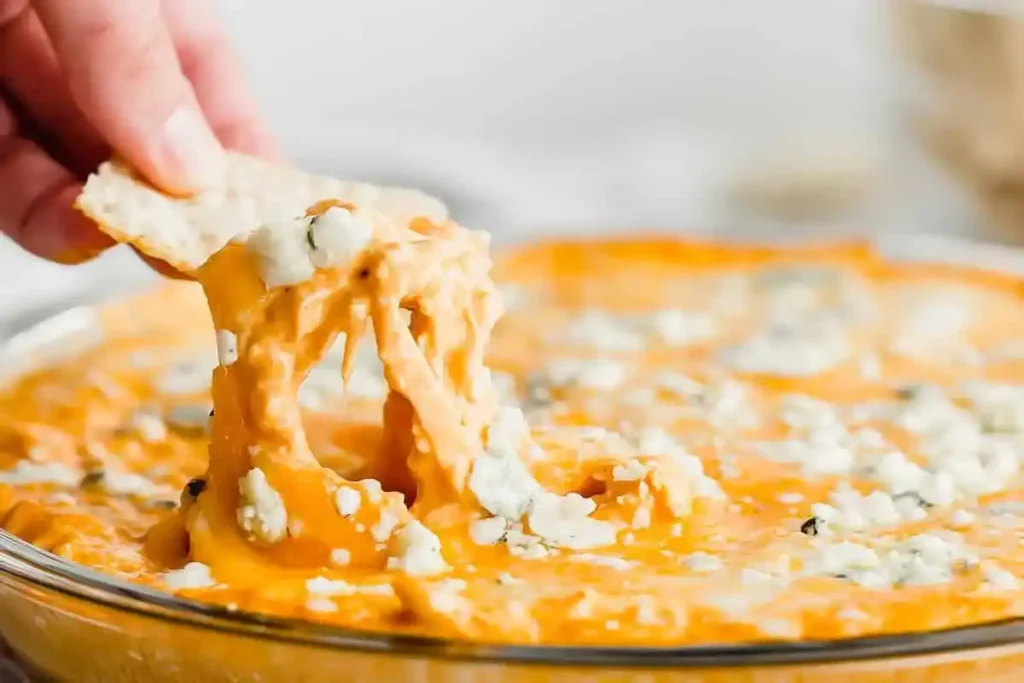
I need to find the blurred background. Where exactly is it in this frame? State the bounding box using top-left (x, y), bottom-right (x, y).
top-left (1, 0), bottom-right (1022, 328)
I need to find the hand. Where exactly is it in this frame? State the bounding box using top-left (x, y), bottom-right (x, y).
top-left (0, 0), bottom-right (281, 266)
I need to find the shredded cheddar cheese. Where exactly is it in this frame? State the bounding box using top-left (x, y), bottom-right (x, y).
top-left (1, 157), bottom-right (1024, 653)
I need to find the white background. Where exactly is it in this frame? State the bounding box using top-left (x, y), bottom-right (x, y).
top-left (0, 0), bottom-right (981, 328)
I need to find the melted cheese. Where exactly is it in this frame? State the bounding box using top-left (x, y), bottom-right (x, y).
top-left (164, 200), bottom-right (510, 589)
top-left (3, 194), bottom-right (1024, 649)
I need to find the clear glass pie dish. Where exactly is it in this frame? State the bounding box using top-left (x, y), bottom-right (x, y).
top-left (3, 233), bottom-right (1024, 682)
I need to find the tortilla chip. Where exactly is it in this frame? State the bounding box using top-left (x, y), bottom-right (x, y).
top-left (75, 153), bottom-right (449, 272)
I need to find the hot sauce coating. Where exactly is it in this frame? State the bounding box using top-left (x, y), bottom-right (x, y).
top-left (2, 235), bottom-right (1024, 647)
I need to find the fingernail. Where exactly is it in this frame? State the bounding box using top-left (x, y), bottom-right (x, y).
top-left (51, 246), bottom-right (107, 265)
top-left (22, 189), bottom-right (114, 265)
top-left (158, 105), bottom-right (224, 191)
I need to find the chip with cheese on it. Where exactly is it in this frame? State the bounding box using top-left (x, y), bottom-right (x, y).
top-left (72, 153), bottom-right (517, 579)
top-left (75, 152), bottom-right (449, 272)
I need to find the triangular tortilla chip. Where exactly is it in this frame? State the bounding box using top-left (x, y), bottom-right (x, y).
top-left (75, 152), bottom-right (448, 272)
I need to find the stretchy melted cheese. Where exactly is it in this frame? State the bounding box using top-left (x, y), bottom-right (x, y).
top-left (2, 160), bottom-right (1024, 648)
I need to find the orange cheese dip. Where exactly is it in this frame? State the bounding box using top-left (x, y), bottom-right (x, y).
top-left (3, 228), bottom-right (1024, 647)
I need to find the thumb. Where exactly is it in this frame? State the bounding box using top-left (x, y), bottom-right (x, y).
top-left (33, 0), bottom-right (223, 194)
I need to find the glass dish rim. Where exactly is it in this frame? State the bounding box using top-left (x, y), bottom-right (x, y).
top-left (3, 230), bottom-right (1024, 670)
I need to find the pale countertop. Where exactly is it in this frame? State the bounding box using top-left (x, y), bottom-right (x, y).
top-left (0, 0), bottom-right (990, 327)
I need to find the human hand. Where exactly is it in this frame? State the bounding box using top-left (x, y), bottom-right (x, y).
top-left (0, 0), bottom-right (280, 266)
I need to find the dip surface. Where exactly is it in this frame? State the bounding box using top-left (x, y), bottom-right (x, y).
top-left (2, 237), bottom-right (1024, 646)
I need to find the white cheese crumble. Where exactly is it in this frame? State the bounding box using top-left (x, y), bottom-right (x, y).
top-left (611, 459), bottom-right (648, 482)
top-left (888, 533), bottom-right (976, 586)
top-left (329, 549), bottom-right (351, 566)
top-left (758, 429), bottom-right (854, 477)
top-left (810, 488), bottom-right (925, 532)
top-left (918, 472), bottom-right (958, 507)
top-left (237, 467), bottom-right (288, 543)
top-left (306, 598), bottom-right (338, 613)
top-left (889, 292), bottom-right (974, 361)
top-left (164, 562), bottom-right (215, 590)
top-left (858, 354), bottom-right (882, 381)
top-left (719, 319), bottom-right (849, 378)
top-left (306, 576), bottom-right (357, 596)
top-left (982, 563), bottom-right (1019, 590)
top-left (540, 358), bottom-right (629, 391)
top-left (739, 567), bottom-right (776, 586)
top-left (681, 551), bottom-right (724, 572)
top-left (487, 406), bottom-right (531, 452)
top-left (306, 576), bottom-right (393, 597)
top-left (634, 596), bottom-right (660, 625)
top-left (362, 478), bottom-right (384, 503)
top-left (128, 410), bottom-right (168, 443)
top-left (0, 461), bottom-right (80, 486)
top-left (428, 578), bottom-right (470, 613)
top-left (837, 607), bottom-right (867, 621)
top-left (469, 407), bottom-right (542, 520)
top-left (656, 371), bottom-right (703, 397)
top-left (97, 469), bottom-right (172, 499)
top-left (526, 492), bottom-right (619, 550)
top-left (688, 378), bottom-right (757, 429)
top-left (306, 206), bottom-right (373, 269)
top-left (567, 590), bottom-right (600, 619)
top-left (45, 492), bottom-right (77, 506)
top-left (804, 541), bottom-right (882, 585)
top-left (371, 508), bottom-right (401, 542)
top-left (854, 428), bottom-right (887, 451)
top-left (631, 506), bottom-right (653, 530)
top-left (554, 309), bottom-right (647, 352)
top-left (635, 426), bottom-right (724, 499)
top-left (647, 309), bottom-right (717, 346)
top-left (246, 221), bottom-right (316, 287)
top-left (468, 443), bottom-right (541, 521)
top-left (805, 533), bottom-right (976, 588)
top-left (469, 516), bottom-right (508, 545)
top-left (504, 527), bottom-right (552, 559)
top-left (552, 308), bottom-right (716, 352)
top-left (780, 394), bottom-right (839, 431)
top-left (386, 521), bottom-right (449, 576)
top-left (246, 209), bottom-right (372, 288)
top-left (870, 451), bottom-right (928, 498)
top-left (165, 403), bottom-right (213, 433)
top-left (333, 486), bottom-right (361, 518)
top-left (950, 509), bottom-right (975, 526)
top-left (469, 407), bottom-right (619, 550)
top-left (759, 618), bottom-right (801, 638)
top-left (757, 393), bottom-right (866, 477)
top-left (892, 383), bottom-right (961, 434)
top-left (568, 553), bottom-right (634, 571)
top-left (215, 330), bottom-right (239, 366)
top-left (497, 572), bottom-right (519, 585)
top-left (880, 382), bottom-right (1024, 505)
top-left (961, 381), bottom-right (1024, 434)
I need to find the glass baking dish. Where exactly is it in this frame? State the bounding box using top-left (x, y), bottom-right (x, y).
top-left (3, 232), bottom-right (1024, 682)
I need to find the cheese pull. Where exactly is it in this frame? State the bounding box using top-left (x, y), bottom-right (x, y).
top-left (77, 157), bottom-right (505, 577)
top-left (76, 155), bottom-right (694, 618)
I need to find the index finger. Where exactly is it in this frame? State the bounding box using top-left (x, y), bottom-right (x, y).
top-left (32, 0), bottom-right (224, 194)
top-left (162, 0), bottom-right (281, 161)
